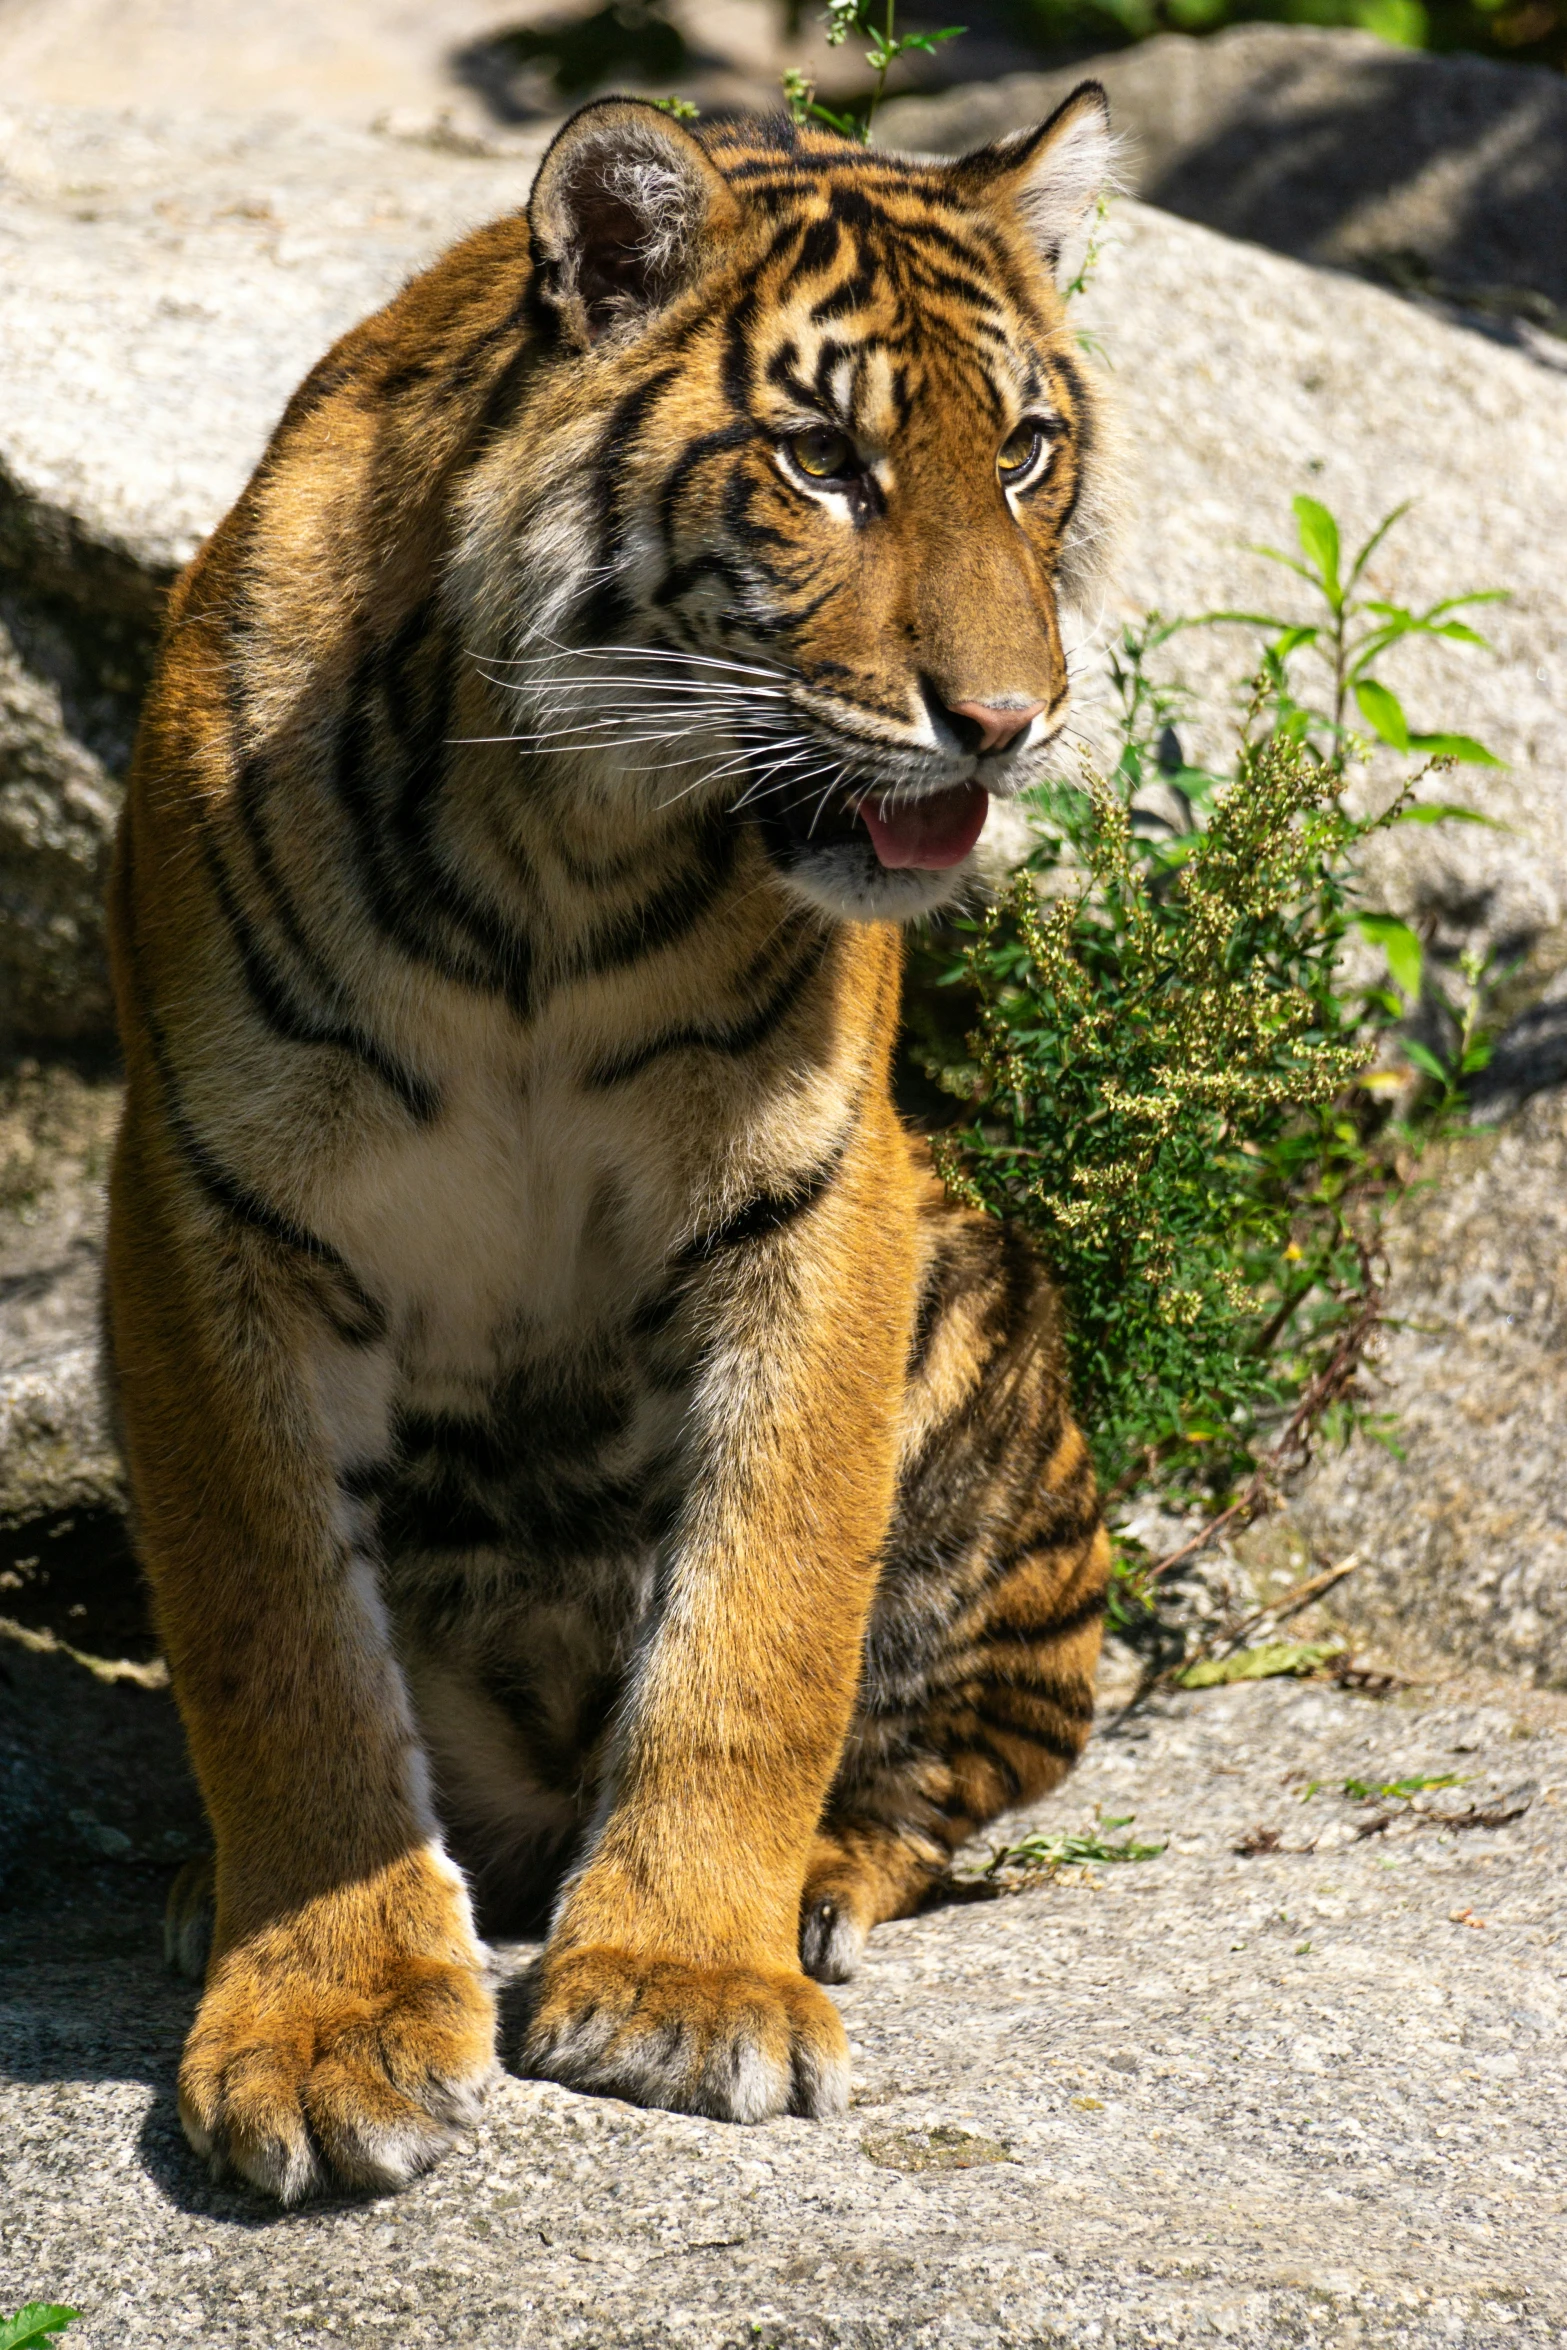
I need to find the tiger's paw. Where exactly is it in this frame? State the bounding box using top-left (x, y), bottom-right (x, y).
top-left (799, 1827), bottom-right (943, 1984)
top-left (519, 1946), bottom-right (849, 2122)
top-left (178, 1861), bottom-right (497, 2203)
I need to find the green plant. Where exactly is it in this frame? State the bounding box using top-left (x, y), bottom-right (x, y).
top-left (1179, 1638), bottom-right (1344, 1686)
top-left (0, 2311), bottom-right (79, 2350)
top-left (1342, 1771), bottom-right (1464, 1800)
top-left (783, 0), bottom-right (965, 141)
top-left (982, 1813), bottom-right (1167, 1878)
top-left (910, 497), bottom-right (1505, 1557)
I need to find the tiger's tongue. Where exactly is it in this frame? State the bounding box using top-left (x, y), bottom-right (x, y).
top-left (859, 782), bottom-right (990, 871)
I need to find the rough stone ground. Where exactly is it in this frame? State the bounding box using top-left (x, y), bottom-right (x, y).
top-left (3, 1592), bottom-right (1565, 2347)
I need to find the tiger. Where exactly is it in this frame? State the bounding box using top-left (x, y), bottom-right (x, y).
top-left (105, 86), bottom-right (1116, 2204)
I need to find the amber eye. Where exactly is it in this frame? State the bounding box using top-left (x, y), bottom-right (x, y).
top-left (788, 427), bottom-right (856, 481)
top-left (998, 422), bottom-right (1045, 479)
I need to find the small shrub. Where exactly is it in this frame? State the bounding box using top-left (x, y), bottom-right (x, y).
top-left (908, 498), bottom-right (1506, 1583)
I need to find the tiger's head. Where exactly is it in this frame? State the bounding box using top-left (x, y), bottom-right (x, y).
top-left (460, 89), bottom-right (1116, 921)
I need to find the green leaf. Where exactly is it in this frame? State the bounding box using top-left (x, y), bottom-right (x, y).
top-left (1407, 731), bottom-right (1505, 766)
top-left (1241, 547), bottom-right (1321, 589)
top-left (1292, 496), bottom-right (1342, 607)
top-left (1180, 1641), bottom-right (1343, 1688)
top-left (0, 2312), bottom-right (81, 2350)
top-left (1401, 1039), bottom-right (1451, 1085)
top-left (1344, 1773), bottom-right (1463, 1801)
top-left (1389, 801), bottom-right (1503, 827)
top-left (1190, 605), bottom-right (1306, 632)
top-left (1353, 678), bottom-right (1409, 750)
top-left (1357, 914), bottom-right (1423, 999)
top-left (1427, 620), bottom-right (1491, 647)
top-left (1424, 589), bottom-right (1511, 615)
top-left (1345, 500), bottom-right (1414, 589)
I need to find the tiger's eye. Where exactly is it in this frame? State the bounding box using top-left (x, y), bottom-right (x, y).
top-left (998, 422), bottom-right (1045, 478)
top-left (789, 427), bottom-right (855, 480)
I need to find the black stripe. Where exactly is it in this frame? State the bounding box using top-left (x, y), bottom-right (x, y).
top-left (140, 1008), bottom-right (385, 1345)
top-left (975, 1587), bottom-right (1109, 1649)
top-left (905, 1239), bottom-right (961, 1383)
top-left (200, 834), bottom-right (439, 1122)
top-left (565, 817), bottom-right (738, 986)
top-left (935, 1734), bottom-right (1027, 1803)
top-left (944, 1715), bottom-right (1080, 1773)
top-left (680, 1121), bottom-right (853, 1265)
top-left (328, 623), bottom-right (533, 1017)
top-left (657, 421), bottom-right (756, 559)
top-left (576, 367), bottom-right (682, 639)
top-left (583, 934), bottom-right (828, 1091)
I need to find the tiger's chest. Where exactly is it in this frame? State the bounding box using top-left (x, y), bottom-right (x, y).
top-left (305, 1049), bottom-right (698, 1550)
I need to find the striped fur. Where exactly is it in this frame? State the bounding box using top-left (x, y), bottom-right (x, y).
top-left (106, 89), bottom-right (1113, 2201)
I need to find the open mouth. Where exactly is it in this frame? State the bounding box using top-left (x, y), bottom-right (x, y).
top-left (752, 778), bottom-right (990, 874)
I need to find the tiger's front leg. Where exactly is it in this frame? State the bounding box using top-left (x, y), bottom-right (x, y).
top-left (521, 1101), bottom-right (919, 2121)
top-left (108, 1094), bottom-right (497, 2204)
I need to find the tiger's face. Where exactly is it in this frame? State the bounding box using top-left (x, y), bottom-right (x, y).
top-left (462, 91), bottom-right (1114, 921)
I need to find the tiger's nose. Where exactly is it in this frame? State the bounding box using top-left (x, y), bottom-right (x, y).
top-left (945, 700), bottom-right (1048, 756)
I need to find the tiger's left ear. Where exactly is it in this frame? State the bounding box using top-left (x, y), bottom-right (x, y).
top-left (957, 82), bottom-right (1113, 291)
top-left (528, 98), bottom-right (743, 351)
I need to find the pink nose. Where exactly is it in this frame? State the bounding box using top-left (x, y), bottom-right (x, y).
top-left (947, 700), bottom-right (1048, 755)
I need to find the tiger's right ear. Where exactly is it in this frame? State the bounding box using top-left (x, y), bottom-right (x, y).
top-left (528, 99), bottom-right (742, 351)
top-left (956, 82), bottom-right (1114, 291)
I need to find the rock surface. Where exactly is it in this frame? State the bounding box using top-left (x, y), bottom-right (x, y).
top-left (883, 24), bottom-right (1567, 331)
top-left (3, 1603), bottom-right (1565, 2346)
top-left (0, 1060), bottom-right (124, 1521)
top-left (1285, 1087), bottom-right (1567, 1686)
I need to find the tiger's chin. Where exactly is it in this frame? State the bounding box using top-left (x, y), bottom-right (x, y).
top-left (749, 776), bottom-right (993, 924)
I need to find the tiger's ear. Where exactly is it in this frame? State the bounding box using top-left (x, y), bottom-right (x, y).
top-left (528, 99), bottom-right (742, 350)
top-left (958, 82), bottom-right (1113, 291)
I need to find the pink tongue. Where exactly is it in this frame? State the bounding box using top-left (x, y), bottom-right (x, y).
top-left (859, 782), bottom-right (990, 871)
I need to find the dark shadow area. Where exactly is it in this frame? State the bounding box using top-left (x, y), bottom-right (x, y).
top-left (449, 0), bottom-right (1061, 123)
top-left (1, 1504), bottom-right (153, 1660)
top-left (1468, 983), bottom-right (1567, 1119)
top-left (1138, 45), bottom-right (1567, 316)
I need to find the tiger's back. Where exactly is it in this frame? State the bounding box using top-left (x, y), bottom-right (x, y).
top-left (109, 92), bottom-right (1113, 2200)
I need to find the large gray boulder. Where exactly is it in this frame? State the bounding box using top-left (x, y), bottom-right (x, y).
top-left (1288, 1087), bottom-right (1567, 1684)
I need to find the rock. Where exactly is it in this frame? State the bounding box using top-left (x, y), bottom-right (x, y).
top-left (1285, 1088), bottom-right (1567, 1687)
top-left (881, 24), bottom-right (1567, 331)
top-left (0, 1343), bottom-right (119, 1523)
top-left (0, 1058), bottom-right (124, 1519)
top-left (0, 101), bottom-right (548, 1041)
top-left (3, 1639), bottom-right (1566, 2344)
